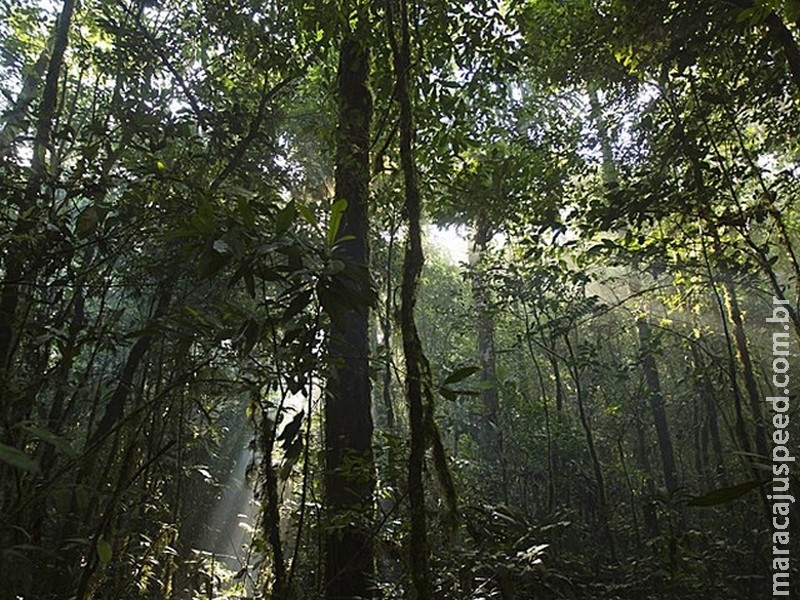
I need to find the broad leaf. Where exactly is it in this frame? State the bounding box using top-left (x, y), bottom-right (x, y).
top-left (96, 536), bottom-right (112, 565)
top-left (687, 481), bottom-right (763, 507)
top-left (327, 199), bottom-right (348, 247)
top-left (442, 366), bottom-right (480, 386)
top-left (0, 442), bottom-right (40, 474)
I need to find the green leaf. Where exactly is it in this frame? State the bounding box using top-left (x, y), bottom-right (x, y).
top-left (327, 199), bottom-right (348, 247)
top-left (297, 202), bottom-right (317, 227)
top-left (191, 198), bottom-right (217, 236)
top-left (331, 234), bottom-right (356, 246)
top-left (277, 410), bottom-right (305, 451)
top-left (20, 423), bottom-right (77, 457)
top-left (235, 318), bottom-right (261, 355)
top-left (280, 437), bottom-right (304, 479)
top-left (736, 7), bottom-right (756, 22)
top-left (236, 196), bottom-right (256, 228)
top-left (75, 205), bottom-right (99, 238)
top-left (96, 535), bottom-right (112, 565)
top-left (76, 486), bottom-right (90, 513)
top-left (244, 269), bottom-right (256, 298)
top-left (282, 289), bottom-right (312, 322)
top-left (0, 442), bottom-right (40, 473)
top-left (687, 480), bottom-right (762, 507)
top-left (442, 366), bottom-right (480, 386)
top-left (785, 0), bottom-right (800, 22)
top-left (439, 387), bottom-right (458, 401)
top-left (276, 202), bottom-right (296, 234)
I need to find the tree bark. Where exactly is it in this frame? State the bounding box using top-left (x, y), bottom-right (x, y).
top-left (636, 320), bottom-right (679, 495)
top-left (722, 280), bottom-right (769, 459)
top-left (470, 214), bottom-right (501, 465)
top-left (764, 11), bottom-right (800, 92)
top-left (324, 24), bottom-right (377, 600)
top-left (634, 412), bottom-right (660, 540)
top-left (381, 214), bottom-right (398, 430)
top-left (690, 344), bottom-right (726, 484)
top-left (563, 332), bottom-right (617, 563)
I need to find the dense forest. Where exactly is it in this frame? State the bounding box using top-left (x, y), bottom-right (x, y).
top-left (1, 0), bottom-right (799, 598)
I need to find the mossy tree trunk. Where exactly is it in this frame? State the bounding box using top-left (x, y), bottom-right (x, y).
top-left (324, 20), bottom-right (377, 600)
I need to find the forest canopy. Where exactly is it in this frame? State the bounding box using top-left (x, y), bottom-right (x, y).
top-left (0, 0), bottom-right (799, 599)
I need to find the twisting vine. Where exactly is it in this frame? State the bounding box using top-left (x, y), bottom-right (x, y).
top-left (386, 0), bottom-right (457, 597)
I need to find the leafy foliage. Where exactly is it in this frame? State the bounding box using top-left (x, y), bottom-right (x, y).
top-left (1, 0), bottom-right (799, 598)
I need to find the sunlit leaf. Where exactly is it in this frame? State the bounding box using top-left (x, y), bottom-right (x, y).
top-left (327, 199), bottom-right (348, 247)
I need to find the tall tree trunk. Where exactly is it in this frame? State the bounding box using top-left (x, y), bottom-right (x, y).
top-left (0, 50), bottom-right (48, 158)
top-left (470, 214), bottom-right (502, 475)
top-left (0, 1), bottom-right (75, 529)
top-left (634, 412), bottom-right (660, 540)
top-left (666, 80), bottom-right (755, 461)
top-left (722, 280), bottom-right (770, 460)
top-left (588, 82), bottom-right (617, 187)
top-left (636, 320), bottom-right (679, 495)
top-left (636, 319), bottom-right (680, 575)
top-left (380, 213), bottom-right (398, 430)
top-left (260, 392), bottom-right (287, 600)
top-left (700, 235), bottom-right (753, 457)
top-left (324, 24), bottom-right (376, 600)
top-left (690, 344), bottom-right (726, 484)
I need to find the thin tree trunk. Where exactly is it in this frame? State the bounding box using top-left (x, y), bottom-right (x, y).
top-left (470, 213), bottom-right (506, 504)
top-left (636, 320), bottom-right (679, 495)
top-left (563, 333), bottom-right (617, 563)
top-left (549, 352), bottom-right (565, 413)
top-left (259, 389), bottom-right (289, 599)
top-left (690, 345), bottom-right (726, 484)
top-left (769, 208), bottom-right (800, 313)
top-left (522, 306), bottom-right (556, 512)
top-left (636, 319), bottom-right (680, 575)
top-left (617, 438), bottom-right (641, 548)
top-left (722, 280), bottom-right (769, 459)
top-left (701, 235), bottom-right (753, 456)
top-left (635, 411), bottom-right (660, 540)
top-left (381, 212), bottom-right (398, 430)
